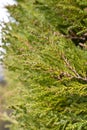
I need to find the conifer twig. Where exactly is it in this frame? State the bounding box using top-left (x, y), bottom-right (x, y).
top-left (61, 53), bottom-right (87, 81)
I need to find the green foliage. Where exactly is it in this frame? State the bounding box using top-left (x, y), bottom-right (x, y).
top-left (2, 0), bottom-right (87, 130)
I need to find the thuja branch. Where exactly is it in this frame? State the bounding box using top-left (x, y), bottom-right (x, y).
top-left (61, 53), bottom-right (87, 82)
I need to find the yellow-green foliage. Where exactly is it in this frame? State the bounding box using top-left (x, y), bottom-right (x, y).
top-left (2, 0), bottom-right (87, 130)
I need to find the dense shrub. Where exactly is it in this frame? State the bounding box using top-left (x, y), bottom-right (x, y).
top-left (2, 0), bottom-right (87, 130)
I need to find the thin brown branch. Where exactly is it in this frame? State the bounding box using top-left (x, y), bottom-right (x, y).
top-left (61, 53), bottom-right (87, 82)
top-left (79, 43), bottom-right (87, 49)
